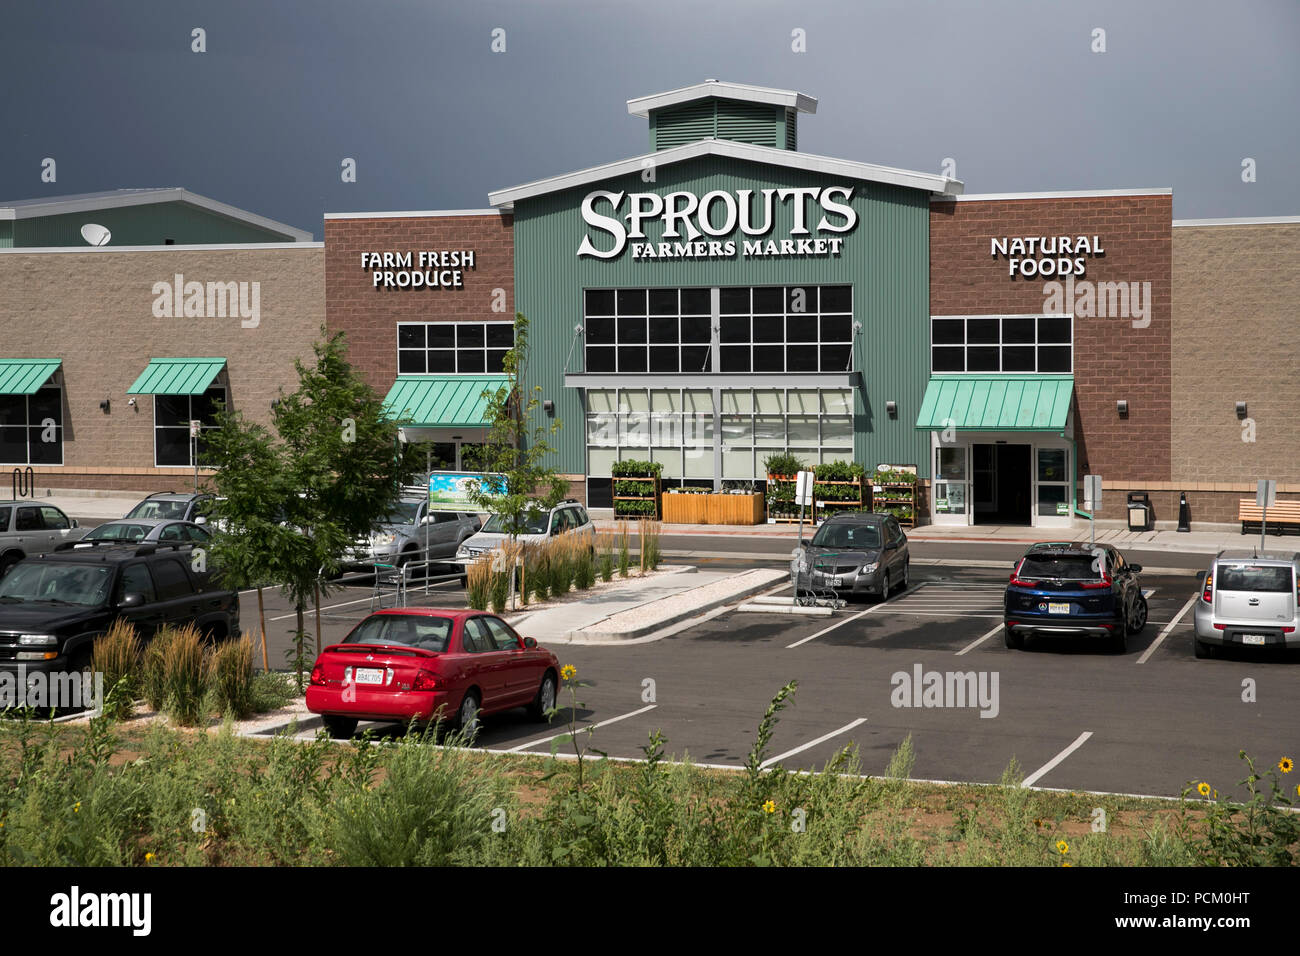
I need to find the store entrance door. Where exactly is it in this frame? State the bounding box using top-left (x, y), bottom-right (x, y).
top-left (973, 443), bottom-right (1032, 525)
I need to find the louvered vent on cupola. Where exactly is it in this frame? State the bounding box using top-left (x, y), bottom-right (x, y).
top-left (650, 99), bottom-right (790, 151)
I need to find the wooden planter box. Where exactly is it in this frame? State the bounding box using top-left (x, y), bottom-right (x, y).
top-left (662, 492), bottom-right (708, 524)
top-left (663, 492), bottom-right (765, 525)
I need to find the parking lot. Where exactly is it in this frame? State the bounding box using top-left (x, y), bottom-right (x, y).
top-left (246, 563), bottom-right (1299, 801)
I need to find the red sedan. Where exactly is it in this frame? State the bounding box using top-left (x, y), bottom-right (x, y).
top-left (306, 608), bottom-right (560, 740)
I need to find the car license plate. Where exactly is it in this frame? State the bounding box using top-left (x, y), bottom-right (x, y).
top-left (1048, 602), bottom-right (1071, 614)
top-left (354, 667), bottom-right (385, 685)
top-left (1241, 634), bottom-right (1267, 646)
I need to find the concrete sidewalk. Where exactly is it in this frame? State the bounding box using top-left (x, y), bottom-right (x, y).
top-left (22, 489), bottom-right (1269, 557)
top-left (505, 565), bottom-right (787, 644)
top-left (595, 518), bottom-right (1260, 556)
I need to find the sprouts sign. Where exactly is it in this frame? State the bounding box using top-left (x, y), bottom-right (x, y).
top-left (577, 186), bottom-right (858, 260)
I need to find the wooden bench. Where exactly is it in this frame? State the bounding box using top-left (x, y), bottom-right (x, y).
top-left (1238, 499), bottom-right (1300, 534)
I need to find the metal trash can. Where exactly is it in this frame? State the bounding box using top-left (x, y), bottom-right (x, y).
top-left (1126, 492), bottom-right (1152, 532)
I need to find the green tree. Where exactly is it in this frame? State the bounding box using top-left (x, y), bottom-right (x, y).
top-left (465, 312), bottom-right (568, 537)
top-left (207, 327), bottom-right (421, 688)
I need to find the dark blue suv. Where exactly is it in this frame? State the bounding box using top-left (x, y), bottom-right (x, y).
top-left (1004, 543), bottom-right (1147, 653)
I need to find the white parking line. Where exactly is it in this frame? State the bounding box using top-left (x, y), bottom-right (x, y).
top-left (1022, 731), bottom-right (1093, 788)
top-left (1136, 593), bottom-right (1199, 664)
top-left (1142, 588), bottom-right (1156, 599)
top-left (503, 704), bottom-right (658, 753)
top-left (786, 604), bottom-right (885, 648)
top-left (760, 718), bottom-right (867, 769)
top-left (956, 622), bottom-right (1005, 656)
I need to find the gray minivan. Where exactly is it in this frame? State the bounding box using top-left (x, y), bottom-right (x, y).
top-left (1193, 549), bottom-right (1300, 658)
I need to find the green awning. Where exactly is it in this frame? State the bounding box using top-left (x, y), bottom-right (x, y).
top-left (0, 358), bottom-right (61, 394)
top-left (382, 375), bottom-right (510, 427)
top-left (127, 358), bottom-right (227, 395)
top-left (915, 375), bottom-right (1074, 431)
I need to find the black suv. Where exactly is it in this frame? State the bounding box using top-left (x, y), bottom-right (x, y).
top-left (0, 543), bottom-right (240, 680)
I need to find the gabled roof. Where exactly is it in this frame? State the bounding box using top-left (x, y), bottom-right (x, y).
top-left (0, 188), bottom-right (313, 241)
top-left (488, 138), bottom-right (963, 208)
top-left (627, 80), bottom-right (817, 118)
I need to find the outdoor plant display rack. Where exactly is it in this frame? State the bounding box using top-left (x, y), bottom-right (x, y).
top-left (612, 459), bottom-right (662, 520)
top-left (871, 465), bottom-right (919, 527)
top-left (811, 460), bottom-right (869, 524)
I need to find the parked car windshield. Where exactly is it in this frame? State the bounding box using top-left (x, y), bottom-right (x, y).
top-left (382, 502), bottom-right (423, 525)
top-left (0, 563), bottom-right (113, 606)
top-left (125, 499), bottom-right (188, 520)
top-left (1217, 564), bottom-right (1292, 592)
top-left (83, 522), bottom-right (152, 542)
top-left (810, 523), bottom-right (882, 550)
top-left (482, 510), bottom-right (548, 535)
top-left (343, 615), bottom-right (452, 652)
top-left (1019, 554), bottom-right (1101, 580)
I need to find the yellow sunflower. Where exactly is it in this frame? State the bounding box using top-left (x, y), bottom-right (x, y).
top-left (145, 852), bottom-right (155, 862)
top-left (1056, 840), bottom-right (1069, 854)
top-left (762, 800), bottom-right (776, 814)
top-left (1062, 861), bottom-right (1072, 867)
top-left (1279, 757), bottom-right (1293, 774)
top-left (1197, 782), bottom-right (1211, 797)
top-left (560, 664), bottom-right (577, 681)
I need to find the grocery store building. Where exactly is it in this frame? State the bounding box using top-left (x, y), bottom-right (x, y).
top-left (4, 84), bottom-right (1298, 530)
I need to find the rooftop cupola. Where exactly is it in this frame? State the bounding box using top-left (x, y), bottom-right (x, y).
top-left (627, 79), bottom-right (817, 152)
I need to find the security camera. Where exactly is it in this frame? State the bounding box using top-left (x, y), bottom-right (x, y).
top-left (127, 397), bottom-right (137, 407)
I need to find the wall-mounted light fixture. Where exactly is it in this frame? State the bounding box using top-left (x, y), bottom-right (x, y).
top-left (126, 397), bottom-right (137, 408)
top-left (885, 400), bottom-right (898, 418)
top-left (270, 398), bottom-right (281, 411)
top-left (543, 399), bottom-right (555, 415)
top-left (1116, 399), bottom-right (1129, 417)
top-left (1236, 401), bottom-right (1247, 419)
top-left (99, 398), bottom-right (110, 413)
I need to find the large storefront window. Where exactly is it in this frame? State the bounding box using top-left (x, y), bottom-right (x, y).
top-left (933, 446), bottom-right (968, 516)
top-left (0, 385), bottom-right (63, 466)
top-left (587, 387), bottom-right (851, 484)
top-left (397, 322), bottom-right (513, 374)
top-left (155, 385), bottom-right (226, 467)
top-left (584, 285), bottom-right (853, 374)
top-left (931, 315), bottom-right (1072, 373)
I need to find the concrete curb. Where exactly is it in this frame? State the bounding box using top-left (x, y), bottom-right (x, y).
top-left (568, 569), bottom-right (788, 642)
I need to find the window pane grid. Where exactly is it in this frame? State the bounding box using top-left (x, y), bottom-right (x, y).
top-left (397, 322), bottom-right (514, 376)
top-left (0, 385), bottom-right (63, 466)
top-left (929, 315), bottom-right (1073, 373)
top-left (585, 285), bottom-right (853, 374)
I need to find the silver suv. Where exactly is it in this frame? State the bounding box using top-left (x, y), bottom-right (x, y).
top-left (455, 500), bottom-right (594, 562)
top-left (0, 501), bottom-right (85, 578)
top-left (1193, 549), bottom-right (1300, 658)
top-left (343, 498), bottom-right (481, 569)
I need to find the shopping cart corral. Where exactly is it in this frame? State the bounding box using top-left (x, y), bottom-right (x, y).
top-left (792, 547), bottom-right (848, 609)
top-left (368, 558), bottom-right (464, 612)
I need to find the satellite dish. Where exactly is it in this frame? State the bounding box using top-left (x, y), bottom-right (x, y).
top-left (80, 223), bottom-right (111, 246)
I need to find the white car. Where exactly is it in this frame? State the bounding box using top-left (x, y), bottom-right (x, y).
top-left (455, 500), bottom-right (595, 563)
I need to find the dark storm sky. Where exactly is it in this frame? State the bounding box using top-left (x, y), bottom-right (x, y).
top-left (5, 0), bottom-right (1297, 236)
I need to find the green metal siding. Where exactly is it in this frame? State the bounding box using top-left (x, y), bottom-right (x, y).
top-left (0, 221), bottom-right (11, 248)
top-left (512, 155), bottom-right (933, 477)
top-left (650, 100), bottom-right (786, 151)
top-left (11, 201), bottom-right (296, 247)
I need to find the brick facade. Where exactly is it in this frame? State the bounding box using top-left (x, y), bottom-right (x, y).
top-left (323, 212), bottom-right (514, 395)
top-left (0, 245), bottom-right (323, 493)
top-left (930, 194), bottom-right (1173, 485)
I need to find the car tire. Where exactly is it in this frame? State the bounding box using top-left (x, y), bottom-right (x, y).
top-left (455, 689), bottom-right (481, 739)
top-left (879, 570), bottom-right (891, 601)
top-left (322, 715), bottom-right (358, 739)
top-left (1194, 637), bottom-right (1217, 660)
top-left (528, 672), bottom-right (557, 722)
top-left (1112, 629), bottom-right (1128, 654)
top-left (1003, 625), bottom-right (1023, 649)
top-left (1129, 594), bottom-right (1148, 635)
top-left (895, 561), bottom-right (910, 594)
